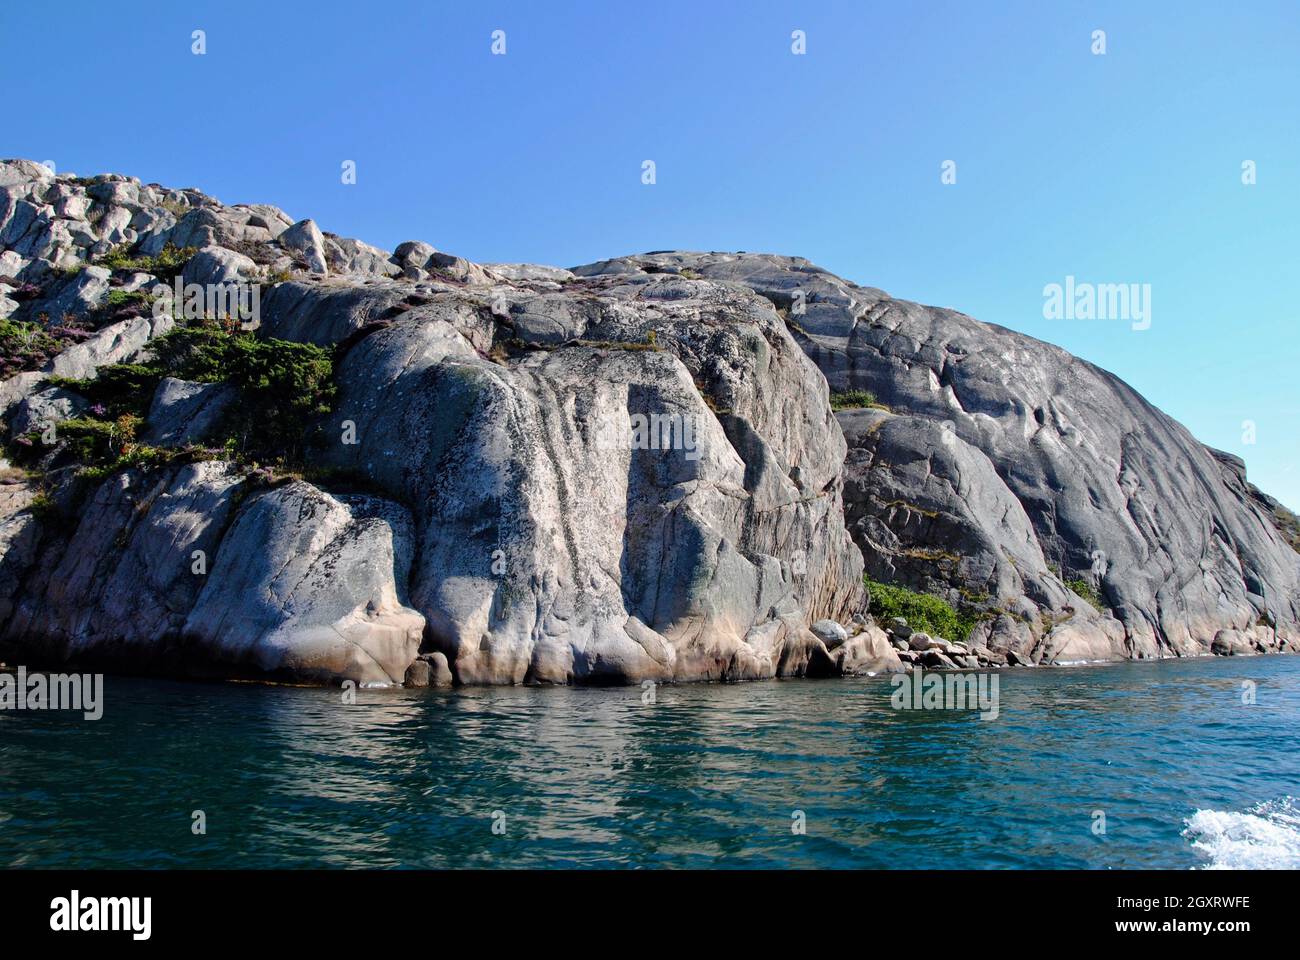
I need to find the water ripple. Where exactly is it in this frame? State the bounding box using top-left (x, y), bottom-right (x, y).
top-left (1, 656), bottom-right (1297, 868)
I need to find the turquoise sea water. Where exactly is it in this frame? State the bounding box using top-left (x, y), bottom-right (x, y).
top-left (2, 656), bottom-right (1298, 869)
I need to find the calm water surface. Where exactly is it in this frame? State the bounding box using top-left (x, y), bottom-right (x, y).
top-left (2, 656), bottom-right (1298, 868)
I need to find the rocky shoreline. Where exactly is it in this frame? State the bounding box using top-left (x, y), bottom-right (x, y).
top-left (2, 158), bottom-right (1297, 688)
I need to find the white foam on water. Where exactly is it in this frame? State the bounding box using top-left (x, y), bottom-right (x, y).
top-left (1182, 797), bottom-right (1300, 869)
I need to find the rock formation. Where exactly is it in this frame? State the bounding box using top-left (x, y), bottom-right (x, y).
top-left (0, 160), bottom-right (865, 685)
top-left (1, 160), bottom-right (1296, 685)
top-left (571, 252), bottom-right (1300, 663)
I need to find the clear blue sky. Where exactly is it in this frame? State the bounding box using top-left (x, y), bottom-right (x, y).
top-left (4, 0), bottom-right (1298, 506)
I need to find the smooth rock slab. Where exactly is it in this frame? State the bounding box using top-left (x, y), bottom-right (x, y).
top-left (8, 386), bottom-right (88, 437)
top-left (0, 463), bottom-right (424, 686)
top-left (142, 377), bottom-right (237, 447)
top-left (185, 481), bottom-right (424, 685)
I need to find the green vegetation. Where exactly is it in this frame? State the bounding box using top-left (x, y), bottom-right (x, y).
top-left (426, 265), bottom-right (464, 284)
top-left (97, 242), bottom-right (196, 280)
top-left (54, 415), bottom-right (143, 464)
top-left (1, 317), bottom-right (65, 379)
top-left (27, 322), bottom-right (337, 477)
top-left (49, 363), bottom-right (159, 418)
top-left (830, 389), bottom-right (886, 411)
top-left (82, 288), bottom-right (160, 329)
top-left (76, 442), bottom-right (180, 483)
top-left (24, 492), bottom-right (58, 520)
top-left (865, 577), bottom-right (982, 641)
top-left (10, 408), bottom-right (187, 488)
top-left (1066, 577), bottom-right (1104, 609)
top-left (104, 289), bottom-right (154, 310)
top-left (898, 546), bottom-right (961, 563)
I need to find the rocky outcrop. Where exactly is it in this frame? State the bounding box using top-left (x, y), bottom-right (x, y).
top-left (2, 161), bottom-right (1297, 684)
top-left (0, 160), bottom-right (867, 686)
top-left (0, 461), bottom-right (423, 684)
top-left (182, 480), bottom-right (424, 684)
top-left (311, 275), bottom-right (866, 684)
top-left (9, 387), bottom-right (88, 437)
top-left (572, 253), bottom-right (1300, 663)
top-left (0, 470), bottom-right (39, 627)
top-left (836, 407), bottom-right (1127, 661)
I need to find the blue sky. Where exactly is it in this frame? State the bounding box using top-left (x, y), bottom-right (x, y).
top-left (3, 0), bottom-right (1298, 506)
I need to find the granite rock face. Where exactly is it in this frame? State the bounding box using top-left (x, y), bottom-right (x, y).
top-left (313, 277), bottom-right (865, 684)
top-left (2, 161), bottom-right (1297, 683)
top-left (0, 160), bottom-right (865, 685)
top-left (0, 461), bottom-right (422, 684)
top-left (572, 253), bottom-right (1300, 662)
top-left (182, 480), bottom-right (425, 684)
top-left (142, 378), bottom-right (238, 447)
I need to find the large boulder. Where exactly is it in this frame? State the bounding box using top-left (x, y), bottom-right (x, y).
top-left (30, 265), bottom-right (112, 321)
top-left (811, 619), bottom-right (849, 647)
top-left (180, 246), bottom-right (256, 287)
top-left (830, 622), bottom-right (903, 675)
top-left (49, 312), bottom-right (175, 381)
top-left (279, 219), bottom-right (328, 275)
top-left (255, 281), bottom-right (419, 345)
top-left (8, 386), bottom-right (88, 437)
top-left (0, 311), bottom-right (176, 422)
top-left (0, 159), bottom-right (54, 189)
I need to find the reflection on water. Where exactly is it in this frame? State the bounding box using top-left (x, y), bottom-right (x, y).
top-left (2, 656), bottom-right (1297, 868)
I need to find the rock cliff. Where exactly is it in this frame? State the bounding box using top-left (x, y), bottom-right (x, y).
top-left (571, 252), bottom-right (1300, 663)
top-left (0, 160), bottom-right (865, 685)
top-left (1, 160), bottom-right (1296, 684)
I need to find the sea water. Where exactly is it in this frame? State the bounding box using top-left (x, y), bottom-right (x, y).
top-left (2, 655), bottom-right (1297, 869)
